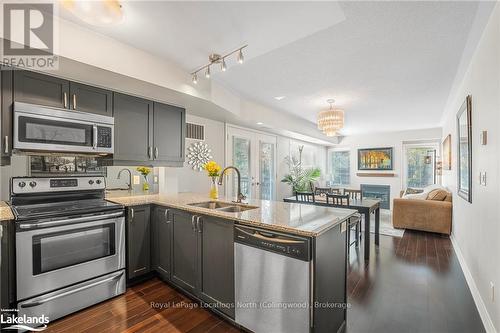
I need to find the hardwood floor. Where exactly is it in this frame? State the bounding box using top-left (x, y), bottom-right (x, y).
top-left (45, 231), bottom-right (484, 333)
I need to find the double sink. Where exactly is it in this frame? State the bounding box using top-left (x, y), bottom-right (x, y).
top-left (188, 201), bottom-right (259, 213)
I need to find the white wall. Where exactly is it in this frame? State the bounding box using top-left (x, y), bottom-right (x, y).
top-left (177, 114), bottom-right (226, 194)
top-left (332, 128), bottom-right (442, 209)
top-left (440, 4), bottom-right (499, 331)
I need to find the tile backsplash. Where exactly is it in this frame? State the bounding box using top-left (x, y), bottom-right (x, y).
top-left (105, 166), bottom-right (160, 194)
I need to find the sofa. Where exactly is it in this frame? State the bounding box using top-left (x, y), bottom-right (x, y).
top-left (392, 185), bottom-right (452, 235)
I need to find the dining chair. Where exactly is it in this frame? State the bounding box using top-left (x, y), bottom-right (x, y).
top-left (326, 194), bottom-right (361, 253)
top-left (295, 191), bottom-right (316, 203)
top-left (344, 189), bottom-right (362, 200)
top-left (326, 193), bottom-right (350, 206)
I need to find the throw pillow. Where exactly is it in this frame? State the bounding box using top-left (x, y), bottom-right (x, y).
top-left (405, 188), bottom-right (424, 195)
top-left (427, 189), bottom-right (448, 201)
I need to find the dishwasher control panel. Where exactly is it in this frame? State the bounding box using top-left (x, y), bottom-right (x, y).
top-left (234, 225), bottom-right (310, 261)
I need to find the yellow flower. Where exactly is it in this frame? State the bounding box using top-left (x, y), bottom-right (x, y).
top-left (136, 166), bottom-right (151, 177)
top-left (203, 161), bottom-right (221, 177)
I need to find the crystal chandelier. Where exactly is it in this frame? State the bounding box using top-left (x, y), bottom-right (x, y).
top-left (317, 99), bottom-right (344, 136)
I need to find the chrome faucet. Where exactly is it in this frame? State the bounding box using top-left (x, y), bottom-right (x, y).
top-left (117, 168), bottom-right (132, 192)
top-left (218, 166), bottom-right (247, 203)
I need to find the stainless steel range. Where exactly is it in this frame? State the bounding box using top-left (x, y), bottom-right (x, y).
top-left (10, 176), bottom-right (125, 325)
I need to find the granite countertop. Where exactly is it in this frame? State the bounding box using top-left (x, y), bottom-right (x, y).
top-left (106, 191), bottom-right (357, 237)
top-left (0, 201), bottom-right (14, 221)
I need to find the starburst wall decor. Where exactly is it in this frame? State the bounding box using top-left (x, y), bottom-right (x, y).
top-left (187, 141), bottom-right (213, 171)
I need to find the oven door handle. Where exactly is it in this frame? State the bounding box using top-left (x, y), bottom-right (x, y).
top-left (19, 270), bottom-right (124, 308)
top-left (92, 124), bottom-right (98, 149)
top-left (18, 211), bottom-right (124, 230)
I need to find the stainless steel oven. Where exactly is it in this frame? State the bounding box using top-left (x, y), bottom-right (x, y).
top-left (10, 176), bottom-right (125, 326)
top-left (13, 102), bottom-right (114, 154)
top-left (16, 211), bottom-right (125, 301)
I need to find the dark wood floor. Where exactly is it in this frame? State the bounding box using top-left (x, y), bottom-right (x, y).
top-left (44, 231), bottom-right (484, 333)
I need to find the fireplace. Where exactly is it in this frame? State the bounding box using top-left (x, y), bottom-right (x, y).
top-left (361, 184), bottom-right (391, 209)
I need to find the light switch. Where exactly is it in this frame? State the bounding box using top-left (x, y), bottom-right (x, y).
top-left (133, 175), bottom-right (140, 185)
top-left (479, 172), bottom-right (487, 186)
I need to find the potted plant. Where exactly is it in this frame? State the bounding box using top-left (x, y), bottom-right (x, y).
top-left (203, 160), bottom-right (222, 199)
top-left (281, 146), bottom-right (321, 192)
top-left (136, 166), bottom-right (152, 192)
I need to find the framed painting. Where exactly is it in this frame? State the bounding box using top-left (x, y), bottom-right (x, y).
top-left (457, 95), bottom-right (472, 203)
top-left (442, 134), bottom-right (451, 170)
top-left (358, 147), bottom-right (393, 170)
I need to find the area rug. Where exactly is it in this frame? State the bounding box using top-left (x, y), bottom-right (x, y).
top-left (368, 210), bottom-right (405, 237)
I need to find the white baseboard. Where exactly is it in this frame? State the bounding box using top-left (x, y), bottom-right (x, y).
top-left (450, 235), bottom-right (497, 333)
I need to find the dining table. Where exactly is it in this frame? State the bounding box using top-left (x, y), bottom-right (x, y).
top-left (283, 195), bottom-right (381, 260)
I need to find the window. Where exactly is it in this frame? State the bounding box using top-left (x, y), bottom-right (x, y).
top-left (329, 150), bottom-right (350, 186)
top-left (404, 146), bottom-right (437, 188)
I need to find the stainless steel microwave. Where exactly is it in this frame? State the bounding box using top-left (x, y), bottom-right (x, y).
top-left (13, 102), bottom-right (114, 155)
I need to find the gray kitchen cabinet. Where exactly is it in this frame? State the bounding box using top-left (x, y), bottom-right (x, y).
top-left (127, 205), bottom-right (151, 279)
top-left (69, 82), bottom-right (113, 115)
top-left (113, 93), bottom-right (153, 163)
top-left (170, 209), bottom-right (198, 294)
top-left (197, 215), bottom-right (235, 318)
top-left (151, 206), bottom-right (171, 281)
top-left (13, 70), bottom-right (69, 108)
top-left (0, 69), bottom-right (13, 165)
top-left (152, 102), bottom-right (185, 163)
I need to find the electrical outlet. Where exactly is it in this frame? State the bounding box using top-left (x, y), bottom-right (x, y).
top-left (133, 175), bottom-right (140, 185)
top-left (491, 282), bottom-right (495, 302)
top-left (153, 176), bottom-right (158, 184)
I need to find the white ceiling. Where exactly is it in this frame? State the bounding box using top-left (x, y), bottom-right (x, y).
top-left (60, 1), bottom-right (486, 135)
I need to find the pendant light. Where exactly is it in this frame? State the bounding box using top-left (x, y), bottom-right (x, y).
top-left (317, 99), bottom-right (345, 137)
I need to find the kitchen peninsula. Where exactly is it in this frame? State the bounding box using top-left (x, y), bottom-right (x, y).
top-left (106, 192), bottom-right (356, 333)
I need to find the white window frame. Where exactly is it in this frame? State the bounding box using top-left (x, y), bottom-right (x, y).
top-left (402, 140), bottom-right (441, 189)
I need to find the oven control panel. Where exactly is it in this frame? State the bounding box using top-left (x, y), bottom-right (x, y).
top-left (11, 176), bottom-right (106, 194)
top-left (97, 126), bottom-right (112, 148)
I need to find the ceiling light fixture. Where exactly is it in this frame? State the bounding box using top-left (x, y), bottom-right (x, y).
top-left (274, 96), bottom-right (286, 100)
top-left (317, 99), bottom-right (345, 137)
top-left (190, 45), bottom-right (247, 83)
top-left (237, 49), bottom-right (244, 64)
top-left (60, 0), bottom-right (123, 26)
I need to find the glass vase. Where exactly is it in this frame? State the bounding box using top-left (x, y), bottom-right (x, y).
top-left (142, 176), bottom-right (149, 192)
top-left (209, 177), bottom-right (219, 199)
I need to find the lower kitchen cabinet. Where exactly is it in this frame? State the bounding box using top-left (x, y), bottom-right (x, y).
top-left (127, 205), bottom-right (151, 279)
top-left (151, 206), bottom-right (171, 281)
top-left (169, 209), bottom-right (235, 318)
top-left (171, 209), bottom-right (198, 294)
top-left (197, 215), bottom-right (235, 318)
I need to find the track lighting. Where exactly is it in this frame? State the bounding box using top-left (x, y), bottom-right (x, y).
top-left (190, 44), bottom-right (247, 82)
top-left (237, 49), bottom-right (244, 64)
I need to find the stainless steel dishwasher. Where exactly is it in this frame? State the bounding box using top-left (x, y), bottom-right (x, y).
top-left (234, 224), bottom-right (312, 333)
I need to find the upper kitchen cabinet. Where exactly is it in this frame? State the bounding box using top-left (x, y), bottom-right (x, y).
top-left (153, 102), bottom-right (185, 163)
top-left (69, 82), bottom-right (113, 116)
top-left (1, 69), bottom-right (13, 165)
top-left (14, 70), bottom-right (69, 109)
top-left (113, 93), bottom-right (153, 163)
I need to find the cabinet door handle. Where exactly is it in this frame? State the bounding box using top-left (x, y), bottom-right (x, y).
top-left (154, 147), bottom-right (159, 159)
top-left (3, 136), bottom-right (8, 154)
top-left (148, 146), bottom-right (153, 160)
top-left (164, 209), bottom-right (170, 223)
top-left (196, 216), bottom-right (203, 233)
top-left (191, 215), bottom-right (197, 231)
top-left (133, 267), bottom-right (147, 273)
top-left (130, 208), bottom-right (134, 222)
top-left (63, 92), bottom-right (68, 108)
top-left (72, 94), bottom-right (77, 110)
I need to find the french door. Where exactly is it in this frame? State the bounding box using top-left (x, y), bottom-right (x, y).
top-left (225, 126), bottom-right (277, 201)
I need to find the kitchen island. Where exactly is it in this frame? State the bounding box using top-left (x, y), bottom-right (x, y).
top-left (107, 192), bottom-right (356, 333)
